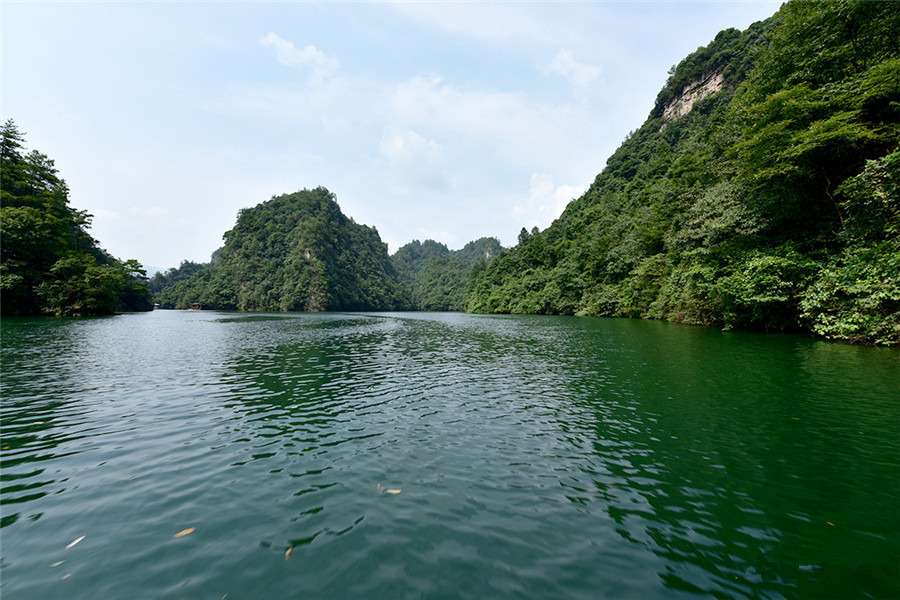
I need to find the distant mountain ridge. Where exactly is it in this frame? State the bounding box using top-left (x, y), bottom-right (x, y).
top-left (392, 237), bottom-right (503, 311)
top-left (153, 187), bottom-right (405, 311)
top-left (151, 188), bottom-right (503, 311)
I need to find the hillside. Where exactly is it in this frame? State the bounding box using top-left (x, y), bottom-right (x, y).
top-left (152, 192), bottom-right (503, 312)
top-left (464, 1), bottom-right (899, 345)
top-left (153, 187), bottom-right (406, 311)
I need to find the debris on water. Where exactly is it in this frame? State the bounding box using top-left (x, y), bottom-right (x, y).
top-left (50, 561), bottom-right (65, 567)
top-left (827, 521), bottom-right (835, 527)
top-left (174, 528), bottom-right (196, 538)
top-left (285, 547), bottom-right (293, 561)
top-left (65, 536), bottom-right (85, 549)
top-left (61, 573), bottom-right (72, 580)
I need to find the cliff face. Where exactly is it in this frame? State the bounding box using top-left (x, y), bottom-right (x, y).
top-left (661, 70), bottom-right (725, 122)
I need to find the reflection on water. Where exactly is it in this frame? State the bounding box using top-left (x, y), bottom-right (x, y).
top-left (1, 311), bottom-right (897, 599)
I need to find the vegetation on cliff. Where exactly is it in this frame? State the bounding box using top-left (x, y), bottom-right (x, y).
top-left (151, 189), bottom-right (503, 312)
top-left (0, 121), bottom-right (152, 316)
top-left (152, 187), bottom-right (406, 311)
top-left (464, 1), bottom-right (899, 345)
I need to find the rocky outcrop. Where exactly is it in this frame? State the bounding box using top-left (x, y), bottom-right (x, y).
top-left (661, 70), bottom-right (725, 122)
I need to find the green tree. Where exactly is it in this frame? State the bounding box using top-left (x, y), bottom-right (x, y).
top-left (1, 120), bottom-right (152, 316)
top-left (153, 188), bottom-right (405, 312)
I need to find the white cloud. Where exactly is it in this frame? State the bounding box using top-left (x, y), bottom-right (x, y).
top-left (91, 208), bottom-right (121, 221)
top-left (260, 32), bottom-right (340, 81)
top-left (385, 2), bottom-right (589, 47)
top-left (379, 128), bottom-right (440, 166)
top-left (513, 173), bottom-right (585, 228)
top-left (131, 205), bottom-right (170, 218)
top-left (388, 76), bottom-right (591, 171)
top-left (379, 128), bottom-right (448, 193)
top-left (546, 49), bottom-right (602, 88)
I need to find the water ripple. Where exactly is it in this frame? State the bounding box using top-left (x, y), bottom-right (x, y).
top-left (1, 312), bottom-right (897, 599)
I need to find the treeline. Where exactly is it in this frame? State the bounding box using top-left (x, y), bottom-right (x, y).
top-left (0, 121), bottom-right (152, 316)
top-left (151, 187), bottom-right (503, 312)
top-left (465, 1), bottom-right (899, 345)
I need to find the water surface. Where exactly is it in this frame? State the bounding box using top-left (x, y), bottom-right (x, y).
top-left (1, 311), bottom-right (897, 598)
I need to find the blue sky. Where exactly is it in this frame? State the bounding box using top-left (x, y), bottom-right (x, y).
top-left (2, 1), bottom-right (780, 271)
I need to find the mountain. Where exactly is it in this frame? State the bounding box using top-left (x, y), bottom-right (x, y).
top-left (153, 187), bottom-right (406, 311)
top-left (0, 120), bottom-right (153, 316)
top-left (152, 190), bottom-right (503, 312)
top-left (392, 237), bottom-right (503, 311)
top-left (464, 1), bottom-right (899, 346)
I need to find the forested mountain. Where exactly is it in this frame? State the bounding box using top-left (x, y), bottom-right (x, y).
top-left (392, 237), bottom-right (502, 311)
top-left (153, 187), bottom-right (407, 311)
top-left (153, 189), bottom-right (503, 312)
top-left (465, 1), bottom-right (899, 345)
top-left (148, 260), bottom-right (207, 296)
top-left (0, 121), bottom-right (152, 316)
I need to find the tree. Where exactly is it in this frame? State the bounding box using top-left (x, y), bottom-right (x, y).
top-left (0, 121), bottom-right (152, 316)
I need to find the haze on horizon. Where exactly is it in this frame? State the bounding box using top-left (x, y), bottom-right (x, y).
top-left (1, 1), bottom-right (780, 272)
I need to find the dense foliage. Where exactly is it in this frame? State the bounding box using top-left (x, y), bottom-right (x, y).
top-left (391, 237), bottom-right (502, 311)
top-left (0, 121), bottom-right (152, 316)
top-left (465, 1), bottom-right (899, 346)
top-left (153, 188), bottom-right (407, 311)
top-left (148, 260), bottom-right (207, 296)
top-left (153, 189), bottom-right (503, 312)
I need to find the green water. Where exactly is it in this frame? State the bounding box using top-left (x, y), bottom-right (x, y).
top-left (1, 311), bottom-right (897, 599)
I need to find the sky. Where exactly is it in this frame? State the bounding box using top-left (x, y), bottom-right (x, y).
top-left (1, 1), bottom-right (781, 272)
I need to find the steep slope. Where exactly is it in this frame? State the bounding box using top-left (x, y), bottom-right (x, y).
top-left (154, 187), bottom-right (405, 311)
top-left (465, 1), bottom-right (899, 345)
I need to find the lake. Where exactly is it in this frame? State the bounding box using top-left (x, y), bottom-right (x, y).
top-left (1, 310), bottom-right (897, 599)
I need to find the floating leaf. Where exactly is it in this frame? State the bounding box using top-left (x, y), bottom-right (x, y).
top-left (174, 528), bottom-right (196, 538)
top-left (65, 536), bottom-right (85, 549)
top-left (386, 489), bottom-right (402, 494)
top-left (285, 547), bottom-right (293, 561)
